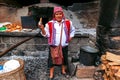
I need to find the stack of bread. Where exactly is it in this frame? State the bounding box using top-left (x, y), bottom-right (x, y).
top-left (5, 24), bottom-right (22, 32)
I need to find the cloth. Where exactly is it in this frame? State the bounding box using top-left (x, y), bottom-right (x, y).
top-left (48, 46), bottom-right (68, 68)
top-left (47, 20), bottom-right (70, 45)
top-left (53, 7), bottom-right (63, 13)
top-left (41, 19), bottom-right (75, 47)
top-left (3, 60), bottom-right (20, 72)
top-left (50, 45), bottom-right (63, 65)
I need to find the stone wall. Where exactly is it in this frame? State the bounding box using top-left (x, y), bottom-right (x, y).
top-left (0, 32), bottom-right (92, 57)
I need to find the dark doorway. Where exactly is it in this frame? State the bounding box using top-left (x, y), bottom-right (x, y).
top-left (28, 6), bottom-right (53, 26)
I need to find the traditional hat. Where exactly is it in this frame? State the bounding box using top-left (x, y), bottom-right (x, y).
top-left (53, 6), bottom-right (65, 20)
top-left (53, 7), bottom-right (63, 13)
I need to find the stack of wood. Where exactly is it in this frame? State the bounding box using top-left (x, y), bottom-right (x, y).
top-left (100, 51), bottom-right (120, 80)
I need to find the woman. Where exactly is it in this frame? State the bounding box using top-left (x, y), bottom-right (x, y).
top-left (38, 6), bottom-right (75, 80)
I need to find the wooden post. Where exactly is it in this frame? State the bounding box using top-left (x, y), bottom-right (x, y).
top-left (96, 0), bottom-right (118, 54)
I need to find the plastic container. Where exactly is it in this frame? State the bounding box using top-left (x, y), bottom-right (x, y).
top-left (0, 26), bottom-right (7, 31)
top-left (0, 65), bottom-right (3, 70)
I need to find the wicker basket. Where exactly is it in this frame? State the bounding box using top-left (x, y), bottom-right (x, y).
top-left (0, 59), bottom-right (26, 80)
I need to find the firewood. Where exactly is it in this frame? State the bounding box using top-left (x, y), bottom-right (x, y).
top-left (102, 60), bottom-right (109, 64)
top-left (103, 73), bottom-right (108, 80)
top-left (106, 52), bottom-right (120, 64)
top-left (111, 66), bottom-right (120, 71)
top-left (115, 69), bottom-right (120, 77)
top-left (115, 76), bottom-right (120, 80)
top-left (112, 36), bottom-right (120, 40)
top-left (101, 52), bottom-right (120, 80)
top-left (109, 67), bottom-right (116, 80)
top-left (101, 54), bottom-right (106, 61)
top-left (108, 62), bottom-right (120, 66)
top-left (100, 64), bottom-right (106, 70)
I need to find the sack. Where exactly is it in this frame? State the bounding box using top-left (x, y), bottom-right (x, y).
top-left (50, 46), bottom-right (63, 65)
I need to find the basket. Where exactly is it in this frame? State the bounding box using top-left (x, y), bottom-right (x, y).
top-left (0, 59), bottom-right (26, 80)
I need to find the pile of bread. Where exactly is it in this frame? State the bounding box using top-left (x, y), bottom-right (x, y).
top-left (5, 24), bottom-right (22, 32)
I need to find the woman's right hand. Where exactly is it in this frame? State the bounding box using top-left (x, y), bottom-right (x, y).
top-left (38, 22), bottom-right (44, 30)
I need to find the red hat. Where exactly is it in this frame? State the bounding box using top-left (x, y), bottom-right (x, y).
top-left (53, 7), bottom-right (63, 13)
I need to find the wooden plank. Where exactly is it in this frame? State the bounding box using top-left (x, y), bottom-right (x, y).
top-left (108, 62), bottom-right (120, 66)
top-left (106, 52), bottom-right (120, 64)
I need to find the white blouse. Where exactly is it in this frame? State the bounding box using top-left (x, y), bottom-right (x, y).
top-left (41, 19), bottom-right (75, 46)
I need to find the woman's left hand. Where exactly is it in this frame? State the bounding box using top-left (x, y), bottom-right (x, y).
top-left (69, 37), bottom-right (72, 42)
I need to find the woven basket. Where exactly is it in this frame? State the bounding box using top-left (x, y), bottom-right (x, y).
top-left (0, 59), bottom-right (26, 80)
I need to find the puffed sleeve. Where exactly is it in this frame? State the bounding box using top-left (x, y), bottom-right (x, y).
top-left (41, 23), bottom-right (50, 38)
top-left (70, 21), bottom-right (75, 38)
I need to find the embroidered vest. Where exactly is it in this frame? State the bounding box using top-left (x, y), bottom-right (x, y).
top-left (48, 20), bottom-right (70, 45)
